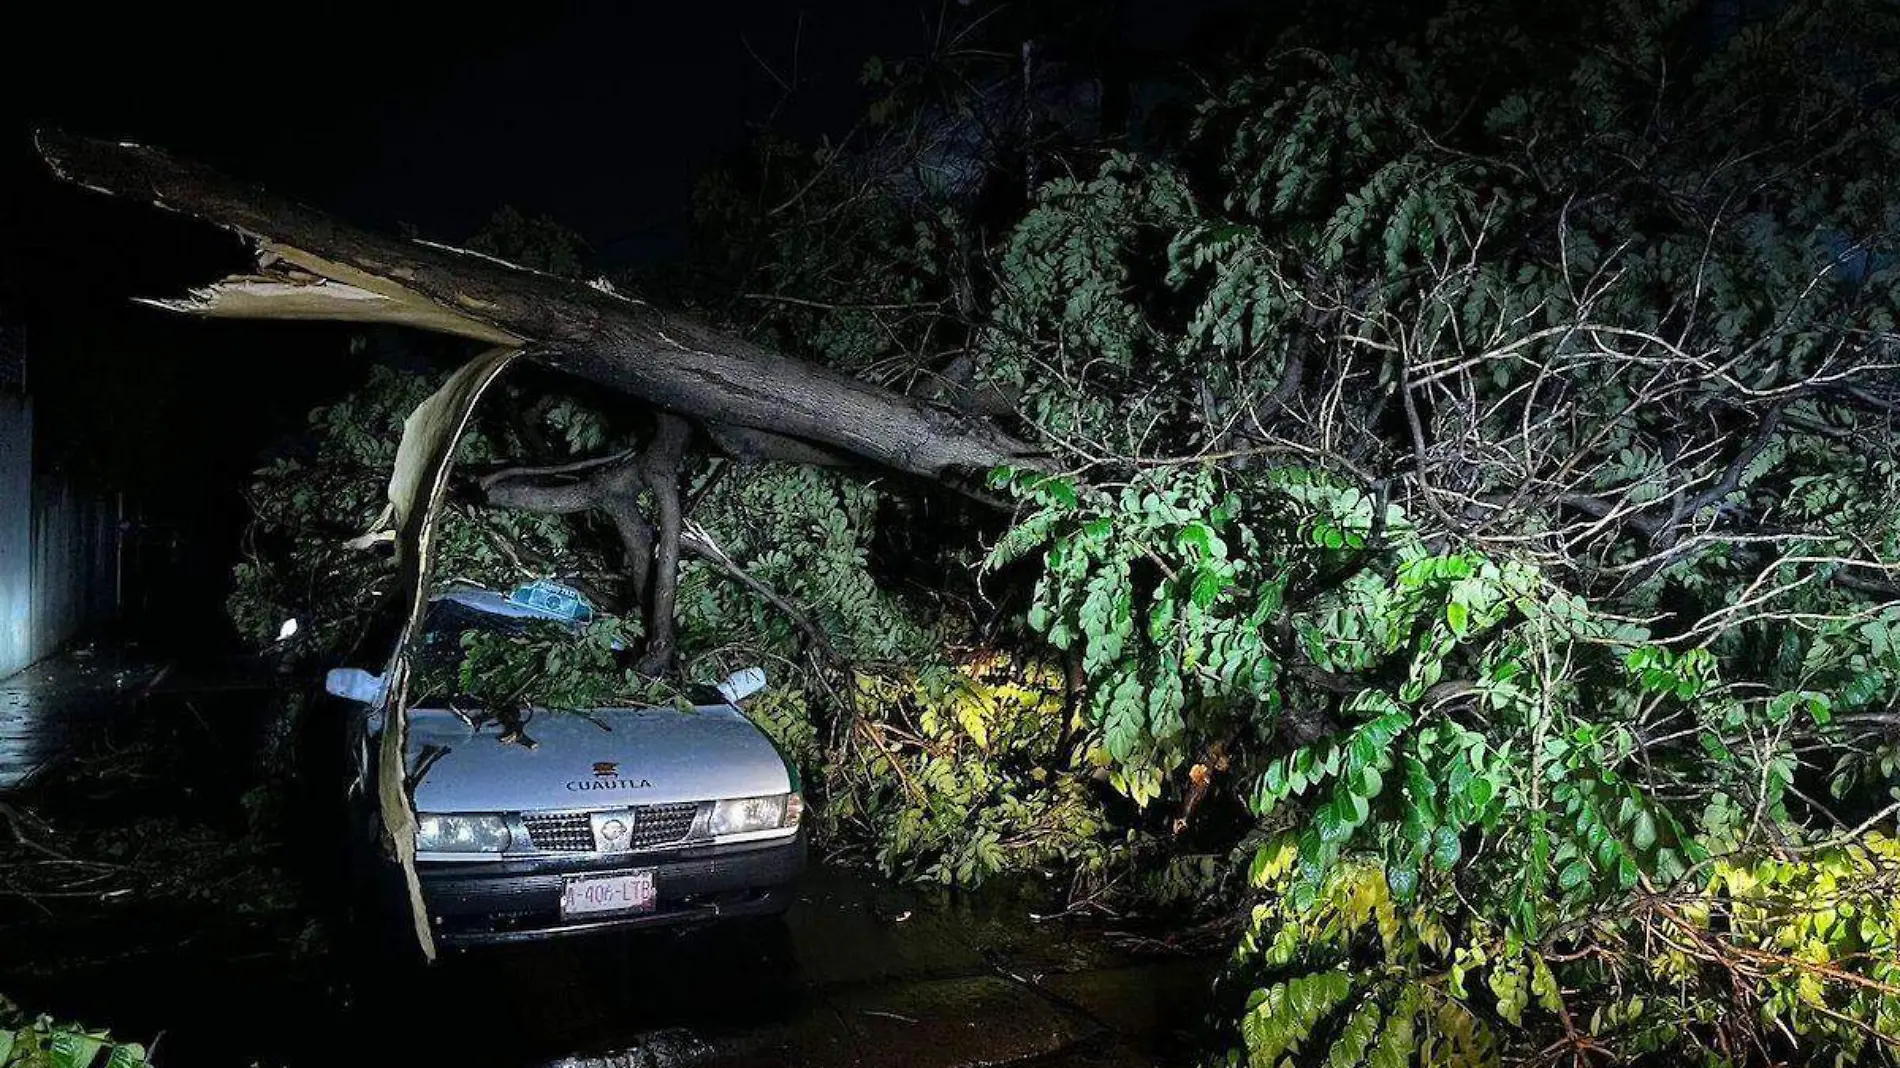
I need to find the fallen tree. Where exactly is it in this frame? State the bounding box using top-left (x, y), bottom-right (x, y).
top-left (33, 130), bottom-right (1049, 962)
top-left (37, 126), bottom-right (1045, 685)
top-left (33, 129), bottom-right (1038, 484)
top-left (41, 0), bottom-right (1900, 1057)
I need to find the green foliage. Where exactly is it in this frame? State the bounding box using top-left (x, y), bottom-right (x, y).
top-left (418, 614), bottom-right (662, 714)
top-left (968, 1), bottom-right (1900, 1058)
top-left (992, 450), bottom-right (1900, 1059)
top-left (689, 134), bottom-right (968, 380)
top-left (1232, 848), bottom-right (1518, 1068)
top-left (0, 1000), bottom-right (149, 1068)
top-left (1230, 835), bottom-right (1900, 1068)
top-left (464, 205), bottom-right (589, 279)
top-left (679, 462), bottom-right (943, 668)
top-left (828, 655), bottom-right (1121, 888)
top-left (229, 365), bottom-right (598, 657)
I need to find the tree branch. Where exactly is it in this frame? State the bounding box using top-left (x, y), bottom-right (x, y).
top-left (681, 523), bottom-right (838, 664)
top-left (36, 130), bottom-right (1044, 483)
top-left (635, 415), bottom-right (691, 675)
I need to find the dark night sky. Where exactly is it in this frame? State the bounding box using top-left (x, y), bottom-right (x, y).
top-left (7, 1), bottom-right (952, 262)
top-left (7, 1), bottom-right (1235, 259)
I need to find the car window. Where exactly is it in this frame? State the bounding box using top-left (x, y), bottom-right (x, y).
top-left (413, 598), bottom-right (578, 705)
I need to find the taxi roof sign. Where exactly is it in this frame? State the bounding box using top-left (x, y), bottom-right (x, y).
top-left (505, 579), bottom-right (594, 624)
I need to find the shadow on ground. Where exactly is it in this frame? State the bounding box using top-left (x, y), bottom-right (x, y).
top-left (0, 652), bottom-right (1221, 1067)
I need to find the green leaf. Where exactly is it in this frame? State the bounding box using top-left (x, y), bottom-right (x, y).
top-left (1842, 671), bottom-right (1884, 707)
top-left (1558, 860), bottom-right (1590, 892)
top-left (1432, 825), bottom-right (1461, 867)
top-left (1357, 764), bottom-right (1384, 798)
top-left (51, 1031), bottom-right (105, 1068)
top-left (1033, 476), bottom-right (1080, 509)
top-left (1317, 800), bottom-right (1353, 843)
top-left (1387, 863), bottom-right (1419, 900)
top-left (1176, 521), bottom-right (1214, 558)
top-left (1465, 776), bottom-right (1494, 810)
top-left (1192, 568), bottom-right (1225, 608)
top-left (1446, 600), bottom-right (1470, 637)
top-left (1632, 810), bottom-right (1657, 851)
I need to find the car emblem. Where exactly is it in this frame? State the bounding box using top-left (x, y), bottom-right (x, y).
top-left (590, 810), bottom-right (636, 852)
top-left (566, 762), bottom-right (654, 792)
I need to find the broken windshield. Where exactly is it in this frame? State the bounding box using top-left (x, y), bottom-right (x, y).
top-left (410, 591), bottom-right (654, 713)
top-left (413, 597), bottom-right (580, 707)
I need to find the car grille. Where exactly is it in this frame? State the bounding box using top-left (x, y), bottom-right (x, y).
top-left (628, 803), bottom-right (701, 848)
top-left (520, 812), bottom-right (594, 852)
top-left (521, 803), bottom-right (701, 853)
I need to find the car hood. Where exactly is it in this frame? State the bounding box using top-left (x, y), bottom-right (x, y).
top-left (404, 704), bottom-right (792, 814)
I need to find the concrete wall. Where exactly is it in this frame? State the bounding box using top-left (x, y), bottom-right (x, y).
top-left (0, 394), bottom-right (29, 675)
top-left (29, 474), bottom-right (118, 666)
top-left (0, 392), bottom-right (120, 680)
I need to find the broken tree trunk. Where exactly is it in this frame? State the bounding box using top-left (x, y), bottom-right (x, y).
top-left (35, 130), bottom-right (1041, 482)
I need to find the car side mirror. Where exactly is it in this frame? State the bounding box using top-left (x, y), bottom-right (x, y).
top-left (716, 667), bottom-right (766, 704)
top-left (325, 667), bottom-right (387, 706)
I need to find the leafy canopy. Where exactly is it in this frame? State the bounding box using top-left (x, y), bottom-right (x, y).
top-left (970, 0), bottom-right (1900, 1062)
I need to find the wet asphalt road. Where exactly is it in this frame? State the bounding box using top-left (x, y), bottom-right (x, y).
top-left (378, 866), bottom-right (1218, 1067)
top-left (0, 645), bottom-right (172, 790)
top-left (0, 649), bottom-right (1217, 1067)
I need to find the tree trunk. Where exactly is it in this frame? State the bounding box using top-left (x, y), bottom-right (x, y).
top-left (36, 131), bottom-right (1041, 483)
top-left (635, 415), bottom-right (689, 674)
top-left (608, 505), bottom-right (654, 611)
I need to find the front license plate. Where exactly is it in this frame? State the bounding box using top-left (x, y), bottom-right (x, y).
top-left (561, 869), bottom-right (657, 918)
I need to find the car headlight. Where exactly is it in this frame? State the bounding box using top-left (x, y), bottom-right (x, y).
top-left (415, 813), bottom-right (512, 853)
top-left (709, 793), bottom-right (800, 836)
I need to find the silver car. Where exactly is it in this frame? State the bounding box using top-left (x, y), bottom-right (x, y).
top-left (323, 583), bottom-right (806, 946)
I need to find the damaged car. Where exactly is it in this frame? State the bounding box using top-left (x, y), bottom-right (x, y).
top-left (321, 581), bottom-right (806, 946)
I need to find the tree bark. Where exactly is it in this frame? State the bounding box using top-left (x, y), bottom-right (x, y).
top-left (608, 506), bottom-right (654, 611)
top-left (635, 415), bottom-right (690, 674)
top-left (36, 131), bottom-right (1042, 483)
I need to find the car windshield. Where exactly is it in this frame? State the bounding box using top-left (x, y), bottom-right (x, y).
top-left (414, 595), bottom-right (580, 705)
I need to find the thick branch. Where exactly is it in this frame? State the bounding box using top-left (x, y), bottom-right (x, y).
top-left (36, 130), bottom-right (1043, 483)
top-left (477, 472), bottom-right (608, 514)
top-left (703, 422), bottom-right (852, 466)
top-left (607, 505), bottom-right (654, 611)
top-left (478, 444), bottom-right (838, 668)
top-left (636, 416), bottom-right (690, 674)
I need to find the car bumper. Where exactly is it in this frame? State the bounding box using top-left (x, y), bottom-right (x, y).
top-left (416, 831), bottom-right (806, 946)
